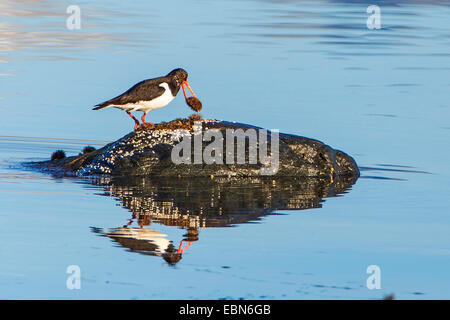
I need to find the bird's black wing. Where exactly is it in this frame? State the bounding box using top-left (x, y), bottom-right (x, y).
top-left (93, 77), bottom-right (167, 110)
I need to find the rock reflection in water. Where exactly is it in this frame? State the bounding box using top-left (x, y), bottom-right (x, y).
top-left (89, 175), bottom-right (357, 265)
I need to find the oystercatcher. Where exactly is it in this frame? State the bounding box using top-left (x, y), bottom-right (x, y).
top-left (93, 68), bottom-right (197, 130)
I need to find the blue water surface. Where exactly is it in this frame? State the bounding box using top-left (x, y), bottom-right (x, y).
top-left (0, 0), bottom-right (449, 299)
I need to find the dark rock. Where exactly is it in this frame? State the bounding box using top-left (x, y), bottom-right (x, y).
top-left (26, 119), bottom-right (359, 179)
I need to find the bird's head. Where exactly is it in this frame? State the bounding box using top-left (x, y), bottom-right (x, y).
top-left (167, 68), bottom-right (188, 87)
top-left (167, 68), bottom-right (198, 100)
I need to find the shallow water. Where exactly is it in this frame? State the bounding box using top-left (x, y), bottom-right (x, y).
top-left (1, 0), bottom-right (449, 299)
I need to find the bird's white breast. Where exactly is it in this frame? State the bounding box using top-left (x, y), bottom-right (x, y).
top-left (116, 82), bottom-right (175, 112)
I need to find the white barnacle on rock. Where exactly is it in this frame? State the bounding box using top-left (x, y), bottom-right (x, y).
top-left (170, 129), bottom-right (190, 143)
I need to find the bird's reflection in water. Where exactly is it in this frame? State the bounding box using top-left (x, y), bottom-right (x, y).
top-left (91, 225), bottom-right (198, 265)
top-left (88, 175), bottom-right (357, 265)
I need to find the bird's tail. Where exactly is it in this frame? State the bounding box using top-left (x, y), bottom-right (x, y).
top-left (93, 103), bottom-right (110, 110)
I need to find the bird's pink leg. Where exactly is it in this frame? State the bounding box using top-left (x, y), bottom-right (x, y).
top-left (141, 112), bottom-right (155, 129)
top-left (126, 111), bottom-right (140, 130)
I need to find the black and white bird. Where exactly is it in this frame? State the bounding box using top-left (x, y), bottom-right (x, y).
top-left (93, 68), bottom-right (197, 130)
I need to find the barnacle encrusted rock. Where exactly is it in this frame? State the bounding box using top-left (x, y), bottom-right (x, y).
top-left (26, 118), bottom-right (359, 178)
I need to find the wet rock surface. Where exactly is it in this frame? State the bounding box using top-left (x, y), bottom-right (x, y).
top-left (26, 119), bottom-right (360, 178)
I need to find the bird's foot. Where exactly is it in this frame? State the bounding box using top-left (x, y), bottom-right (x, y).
top-left (139, 122), bottom-right (155, 130)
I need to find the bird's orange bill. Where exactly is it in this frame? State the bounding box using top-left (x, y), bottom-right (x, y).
top-left (181, 80), bottom-right (196, 99)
